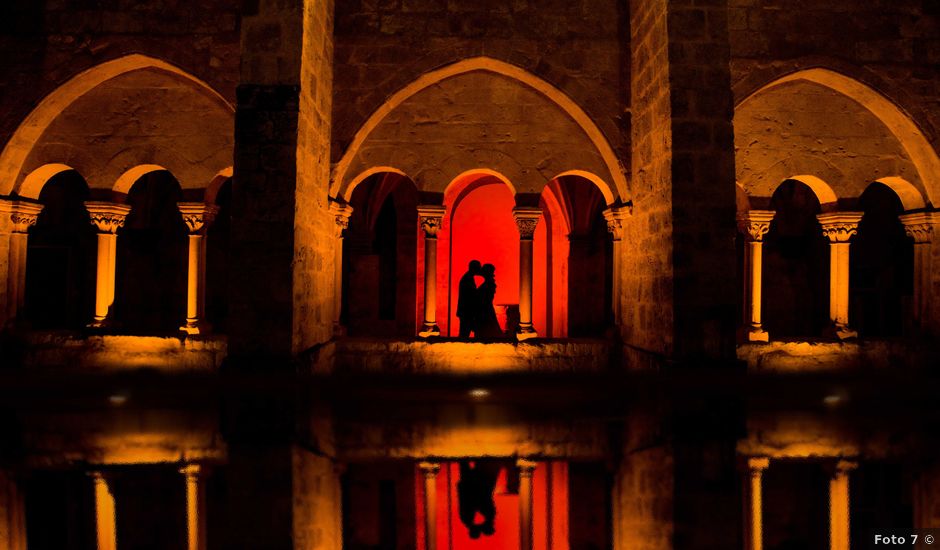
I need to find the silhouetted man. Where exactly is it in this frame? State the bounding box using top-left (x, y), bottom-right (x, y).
top-left (457, 260), bottom-right (482, 338)
top-left (457, 459), bottom-right (500, 539)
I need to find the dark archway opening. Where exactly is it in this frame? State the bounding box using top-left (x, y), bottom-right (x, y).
top-left (24, 170), bottom-right (96, 330)
top-left (24, 470), bottom-right (96, 550)
top-left (763, 461), bottom-right (830, 550)
top-left (764, 180), bottom-right (829, 338)
top-left (344, 173), bottom-right (418, 337)
top-left (850, 183), bottom-right (913, 338)
top-left (206, 178), bottom-right (232, 333)
top-left (114, 171), bottom-right (188, 334)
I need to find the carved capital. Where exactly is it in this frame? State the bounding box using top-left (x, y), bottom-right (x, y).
top-left (512, 207), bottom-right (542, 240)
top-left (603, 206), bottom-right (630, 241)
top-left (179, 463), bottom-right (204, 480)
top-left (516, 458), bottom-right (538, 476)
top-left (746, 457), bottom-right (770, 475)
top-left (830, 459), bottom-right (858, 478)
top-left (177, 203), bottom-right (220, 234)
top-left (328, 199), bottom-right (354, 238)
top-left (816, 212), bottom-right (864, 243)
top-left (0, 199), bottom-right (44, 233)
top-left (417, 205), bottom-right (446, 238)
top-left (736, 210), bottom-right (776, 242)
top-left (417, 461), bottom-right (441, 477)
top-left (899, 211), bottom-right (938, 244)
top-left (85, 201), bottom-right (132, 234)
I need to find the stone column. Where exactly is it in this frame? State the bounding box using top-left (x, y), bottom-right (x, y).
top-left (90, 471), bottom-right (117, 550)
top-left (604, 206), bottom-right (629, 326)
top-left (0, 469), bottom-right (27, 550)
top-left (329, 200), bottom-right (353, 336)
top-left (744, 457), bottom-right (770, 550)
top-left (737, 211), bottom-right (775, 342)
top-left (817, 213), bottom-right (864, 340)
top-left (417, 206), bottom-right (445, 338)
top-left (180, 464), bottom-right (207, 550)
top-left (828, 460), bottom-right (857, 550)
top-left (899, 211), bottom-right (936, 332)
top-left (517, 459), bottom-right (537, 550)
top-left (0, 199), bottom-right (43, 327)
top-left (513, 208), bottom-right (541, 340)
top-left (85, 202), bottom-right (131, 328)
top-left (418, 462), bottom-right (440, 550)
top-left (178, 203), bottom-right (219, 335)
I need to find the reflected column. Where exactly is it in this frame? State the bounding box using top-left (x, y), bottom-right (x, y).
top-left (0, 469), bottom-right (27, 550)
top-left (899, 211), bottom-right (936, 333)
top-left (0, 199), bottom-right (43, 327)
top-left (418, 462), bottom-right (440, 550)
top-left (737, 210), bottom-right (775, 342)
top-left (517, 459), bottom-right (537, 550)
top-left (178, 203), bottom-right (219, 335)
top-left (604, 206), bottom-right (629, 327)
top-left (817, 212), bottom-right (863, 340)
top-left (829, 460), bottom-right (857, 550)
top-left (744, 457), bottom-right (769, 550)
top-left (513, 207), bottom-right (541, 340)
top-left (417, 205), bottom-right (445, 338)
top-left (85, 202), bottom-right (131, 328)
top-left (180, 464), bottom-right (207, 550)
top-left (329, 199), bottom-right (353, 336)
top-left (90, 471), bottom-right (117, 550)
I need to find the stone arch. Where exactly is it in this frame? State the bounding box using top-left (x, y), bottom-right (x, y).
top-left (785, 175), bottom-right (838, 207)
top-left (113, 165), bottom-right (171, 196)
top-left (873, 177), bottom-right (926, 212)
top-left (737, 68), bottom-right (940, 207)
top-left (550, 170), bottom-right (615, 206)
top-left (2, 54), bottom-right (233, 197)
top-left (342, 166), bottom-right (410, 203)
top-left (735, 182), bottom-right (750, 213)
top-left (205, 166), bottom-right (234, 205)
top-left (18, 163), bottom-right (76, 200)
top-left (443, 169), bottom-right (517, 199)
top-left (332, 57), bottom-right (626, 204)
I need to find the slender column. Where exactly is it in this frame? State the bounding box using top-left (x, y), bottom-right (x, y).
top-left (828, 460), bottom-right (857, 550)
top-left (744, 457), bottom-right (770, 550)
top-left (0, 200), bottom-right (43, 327)
top-left (417, 206), bottom-right (445, 338)
top-left (899, 211), bottom-right (936, 332)
top-left (90, 471), bottom-right (117, 550)
top-left (85, 202), bottom-right (131, 328)
top-left (418, 462), bottom-right (440, 550)
top-left (0, 469), bottom-right (27, 550)
top-left (604, 206), bottom-right (630, 326)
top-left (817, 213), bottom-right (864, 340)
top-left (517, 459), bottom-right (537, 550)
top-left (180, 464), bottom-right (207, 550)
top-left (329, 199), bottom-right (353, 336)
top-left (513, 208), bottom-right (541, 340)
top-left (177, 203), bottom-right (219, 334)
top-left (737, 211), bottom-right (775, 342)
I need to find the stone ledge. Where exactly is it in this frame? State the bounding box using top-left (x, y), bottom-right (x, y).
top-left (738, 339), bottom-right (934, 372)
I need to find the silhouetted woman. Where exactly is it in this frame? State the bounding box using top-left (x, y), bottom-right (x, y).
top-left (477, 263), bottom-right (502, 337)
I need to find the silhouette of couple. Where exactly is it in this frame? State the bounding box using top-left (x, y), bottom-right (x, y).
top-left (457, 260), bottom-right (501, 339)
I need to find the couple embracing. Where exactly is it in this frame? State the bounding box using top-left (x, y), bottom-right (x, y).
top-left (456, 260), bottom-right (502, 339)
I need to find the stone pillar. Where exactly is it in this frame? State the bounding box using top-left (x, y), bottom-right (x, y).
top-left (513, 208), bottom-right (541, 340)
top-left (178, 203), bottom-right (219, 335)
top-left (817, 213), bottom-right (864, 340)
top-left (828, 460), bottom-right (857, 550)
top-left (90, 471), bottom-right (117, 550)
top-left (899, 211), bottom-right (936, 333)
top-left (517, 459), bottom-right (537, 550)
top-left (180, 464), bottom-right (207, 550)
top-left (329, 199), bottom-right (353, 336)
top-left (85, 202), bottom-right (131, 328)
top-left (0, 470), bottom-right (27, 550)
top-left (737, 211), bottom-right (775, 342)
top-left (744, 457), bottom-right (769, 550)
top-left (417, 206), bottom-right (445, 338)
top-left (604, 206), bottom-right (629, 326)
top-left (0, 199), bottom-right (43, 328)
top-left (418, 462), bottom-right (440, 550)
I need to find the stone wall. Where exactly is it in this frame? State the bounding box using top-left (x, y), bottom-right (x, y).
top-left (331, 0), bottom-right (628, 165)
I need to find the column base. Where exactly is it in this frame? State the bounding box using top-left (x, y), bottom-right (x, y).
top-left (181, 320), bottom-right (212, 335)
top-left (418, 324), bottom-right (440, 338)
top-left (747, 327), bottom-right (770, 342)
top-left (516, 325), bottom-right (538, 341)
top-left (825, 324), bottom-right (858, 340)
top-left (87, 317), bottom-right (112, 330)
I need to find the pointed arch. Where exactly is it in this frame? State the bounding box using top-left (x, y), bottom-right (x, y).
top-left (1, 54), bottom-right (233, 197)
top-left (332, 57), bottom-right (626, 205)
top-left (738, 68), bottom-right (940, 207)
